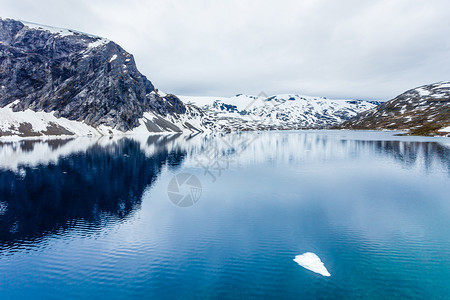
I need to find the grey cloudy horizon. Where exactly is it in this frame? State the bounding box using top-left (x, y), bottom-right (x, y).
top-left (1, 0), bottom-right (449, 100)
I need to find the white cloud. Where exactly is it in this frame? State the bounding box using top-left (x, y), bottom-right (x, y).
top-left (1, 0), bottom-right (449, 100)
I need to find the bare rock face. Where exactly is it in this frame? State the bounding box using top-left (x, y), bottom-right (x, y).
top-left (0, 18), bottom-right (185, 132)
top-left (336, 81), bottom-right (450, 135)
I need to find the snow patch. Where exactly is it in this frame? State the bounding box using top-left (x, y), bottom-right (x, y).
top-left (22, 21), bottom-right (74, 37)
top-left (109, 54), bottom-right (117, 62)
top-left (22, 20), bottom-right (111, 49)
top-left (88, 38), bottom-right (109, 49)
top-left (0, 102), bottom-right (203, 140)
top-left (437, 82), bottom-right (450, 89)
top-left (157, 90), bottom-right (167, 97)
top-left (432, 93), bottom-right (445, 98)
top-left (0, 103), bottom-right (119, 137)
top-left (293, 252), bottom-right (331, 277)
top-left (88, 39), bottom-right (108, 48)
top-left (438, 126), bottom-right (450, 132)
top-left (21, 20), bottom-right (108, 41)
top-left (416, 88), bottom-right (431, 96)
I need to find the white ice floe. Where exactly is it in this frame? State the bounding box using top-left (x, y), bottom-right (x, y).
top-left (293, 252), bottom-right (331, 277)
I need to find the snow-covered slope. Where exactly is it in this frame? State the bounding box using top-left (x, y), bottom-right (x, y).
top-left (0, 97), bottom-right (208, 139)
top-left (179, 94), bottom-right (381, 131)
top-left (337, 81), bottom-right (450, 136)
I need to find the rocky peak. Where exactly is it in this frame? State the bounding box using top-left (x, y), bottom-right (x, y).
top-left (0, 18), bottom-right (183, 131)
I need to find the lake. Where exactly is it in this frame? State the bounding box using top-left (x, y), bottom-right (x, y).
top-left (0, 131), bottom-right (449, 299)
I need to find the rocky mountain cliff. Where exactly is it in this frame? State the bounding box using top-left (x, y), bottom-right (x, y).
top-left (335, 81), bottom-right (450, 136)
top-left (0, 18), bottom-right (192, 136)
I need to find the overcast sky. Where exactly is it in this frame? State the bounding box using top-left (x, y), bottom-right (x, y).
top-left (1, 0), bottom-right (449, 100)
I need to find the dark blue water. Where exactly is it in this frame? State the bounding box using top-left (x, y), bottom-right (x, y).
top-left (0, 131), bottom-right (449, 299)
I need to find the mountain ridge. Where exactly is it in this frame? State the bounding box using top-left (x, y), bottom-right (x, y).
top-left (335, 81), bottom-right (450, 136)
top-left (179, 94), bottom-right (381, 132)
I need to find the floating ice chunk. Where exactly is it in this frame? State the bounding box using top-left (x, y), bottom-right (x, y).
top-left (293, 252), bottom-right (331, 277)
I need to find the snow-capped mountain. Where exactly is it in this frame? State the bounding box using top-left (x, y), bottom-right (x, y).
top-left (179, 94), bottom-right (381, 131)
top-left (336, 81), bottom-right (450, 136)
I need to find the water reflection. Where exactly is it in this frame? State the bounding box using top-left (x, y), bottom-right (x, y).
top-left (0, 136), bottom-right (187, 246)
top-left (371, 140), bottom-right (450, 173)
top-left (0, 131), bottom-right (449, 247)
top-left (184, 132), bottom-right (450, 176)
top-left (341, 139), bottom-right (450, 175)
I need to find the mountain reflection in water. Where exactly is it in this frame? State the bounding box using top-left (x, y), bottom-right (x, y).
top-left (0, 131), bottom-right (448, 248)
top-left (0, 135), bottom-right (187, 246)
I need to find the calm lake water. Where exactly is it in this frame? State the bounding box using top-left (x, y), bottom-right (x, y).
top-left (0, 131), bottom-right (449, 299)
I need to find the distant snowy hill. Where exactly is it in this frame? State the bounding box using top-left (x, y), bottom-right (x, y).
top-left (179, 94), bottom-right (381, 131)
top-left (336, 81), bottom-right (450, 136)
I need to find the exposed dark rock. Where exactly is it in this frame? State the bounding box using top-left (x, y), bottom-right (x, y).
top-left (0, 18), bottom-right (184, 132)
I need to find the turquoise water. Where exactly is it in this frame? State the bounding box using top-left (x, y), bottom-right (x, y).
top-left (0, 131), bottom-right (449, 299)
